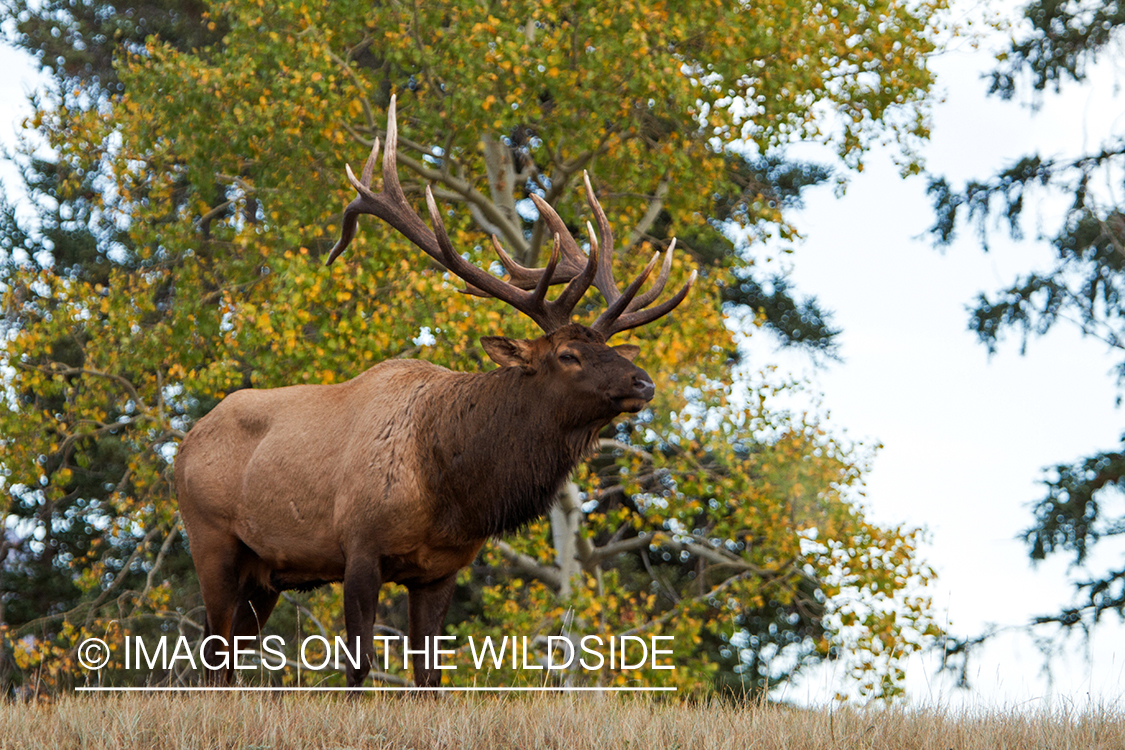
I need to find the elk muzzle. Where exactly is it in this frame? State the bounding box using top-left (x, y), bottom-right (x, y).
top-left (613, 366), bottom-right (656, 413)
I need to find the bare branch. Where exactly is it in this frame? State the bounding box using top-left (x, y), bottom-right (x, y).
top-left (27, 363), bottom-right (147, 411)
top-left (589, 534), bottom-right (652, 563)
top-left (83, 524), bottom-right (162, 628)
top-left (661, 536), bottom-right (773, 574)
top-left (56, 416), bottom-right (143, 465)
top-left (641, 541), bottom-right (681, 604)
top-left (198, 199), bottom-right (236, 233)
top-left (137, 517), bottom-right (181, 605)
top-left (481, 133), bottom-right (522, 234)
top-left (430, 186), bottom-right (509, 243)
top-left (281, 592), bottom-right (330, 641)
top-left (625, 177), bottom-right (670, 251)
top-left (494, 540), bottom-right (563, 590)
top-left (598, 438), bottom-right (654, 463)
top-left (587, 532), bottom-right (774, 578)
top-left (619, 569), bottom-right (762, 638)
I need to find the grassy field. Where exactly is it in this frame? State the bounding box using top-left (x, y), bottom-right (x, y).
top-left (1, 693), bottom-right (1123, 749)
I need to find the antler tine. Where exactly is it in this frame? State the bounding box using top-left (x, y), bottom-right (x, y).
top-left (599, 270), bottom-right (698, 336)
top-left (582, 172), bottom-right (696, 337)
top-left (528, 194), bottom-right (589, 269)
top-left (423, 185), bottom-right (526, 313)
top-left (325, 153), bottom-right (379, 264)
top-left (466, 193), bottom-right (598, 311)
top-left (583, 171), bottom-right (620, 303)
top-left (455, 196), bottom-right (590, 296)
top-left (360, 136), bottom-right (379, 188)
top-left (550, 226), bottom-right (599, 314)
top-left (626, 237), bottom-right (675, 313)
top-left (452, 233), bottom-right (561, 298)
top-left (586, 220), bottom-right (599, 257)
top-left (424, 186), bottom-right (586, 332)
top-left (490, 235), bottom-right (530, 277)
top-left (591, 252), bottom-right (660, 331)
top-left (327, 96), bottom-right (443, 266)
top-left (532, 235), bottom-right (561, 306)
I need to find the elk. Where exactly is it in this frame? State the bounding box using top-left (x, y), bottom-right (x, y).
top-left (174, 97), bottom-right (695, 688)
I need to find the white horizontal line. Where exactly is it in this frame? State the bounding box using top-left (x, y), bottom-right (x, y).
top-left (76, 686), bottom-right (675, 692)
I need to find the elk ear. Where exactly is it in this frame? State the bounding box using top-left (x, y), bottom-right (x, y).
top-left (613, 344), bottom-right (641, 362)
top-left (481, 336), bottom-right (535, 368)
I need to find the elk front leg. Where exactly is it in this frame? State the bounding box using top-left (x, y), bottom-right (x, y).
top-left (342, 556), bottom-right (383, 688)
top-left (407, 573), bottom-right (459, 688)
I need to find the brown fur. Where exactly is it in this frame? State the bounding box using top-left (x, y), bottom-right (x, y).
top-left (174, 324), bottom-right (654, 687)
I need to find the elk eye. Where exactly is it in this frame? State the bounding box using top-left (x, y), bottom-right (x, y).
top-left (558, 353), bottom-right (579, 364)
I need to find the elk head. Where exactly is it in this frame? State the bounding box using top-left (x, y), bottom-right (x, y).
top-left (326, 96), bottom-right (696, 414)
top-left (481, 323), bottom-right (654, 429)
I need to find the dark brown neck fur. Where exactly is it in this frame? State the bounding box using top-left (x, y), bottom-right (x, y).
top-left (416, 366), bottom-right (608, 542)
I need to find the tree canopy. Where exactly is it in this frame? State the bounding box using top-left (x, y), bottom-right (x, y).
top-left (1, 0), bottom-right (945, 698)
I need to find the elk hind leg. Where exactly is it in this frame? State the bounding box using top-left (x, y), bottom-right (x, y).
top-left (227, 582), bottom-right (281, 677)
top-left (231, 583), bottom-right (280, 639)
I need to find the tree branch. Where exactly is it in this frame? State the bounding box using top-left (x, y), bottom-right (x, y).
top-left (494, 541), bottom-right (563, 590)
top-left (619, 568), bottom-right (760, 638)
top-left (588, 534), bottom-right (653, 564)
top-left (136, 517), bottom-right (181, 606)
top-left (82, 524), bottom-right (162, 628)
top-left (625, 176), bottom-right (670, 251)
top-left (598, 438), bottom-right (655, 463)
top-left (29, 363), bottom-right (147, 411)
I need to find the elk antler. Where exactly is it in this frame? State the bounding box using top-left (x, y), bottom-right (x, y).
top-left (328, 95), bottom-right (695, 337)
top-left (579, 172), bottom-right (697, 337)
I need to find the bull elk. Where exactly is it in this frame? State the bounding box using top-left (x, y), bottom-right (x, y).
top-left (174, 97), bottom-right (696, 688)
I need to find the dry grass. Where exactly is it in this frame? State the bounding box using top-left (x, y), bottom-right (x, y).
top-left (0, 692), bottom-right (1123, 749)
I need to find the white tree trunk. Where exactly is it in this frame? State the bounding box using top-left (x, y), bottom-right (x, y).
top-left (550, 481), bottom-right (584, 598)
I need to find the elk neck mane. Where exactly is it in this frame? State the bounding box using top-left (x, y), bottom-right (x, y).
top-left (415, 362), bottom-right (608, 541)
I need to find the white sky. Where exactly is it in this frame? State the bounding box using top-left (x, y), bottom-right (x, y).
top-left (1, 4), bottom-right (1123, 709)
top-left (765, 12), bottom-right (1125, 707)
